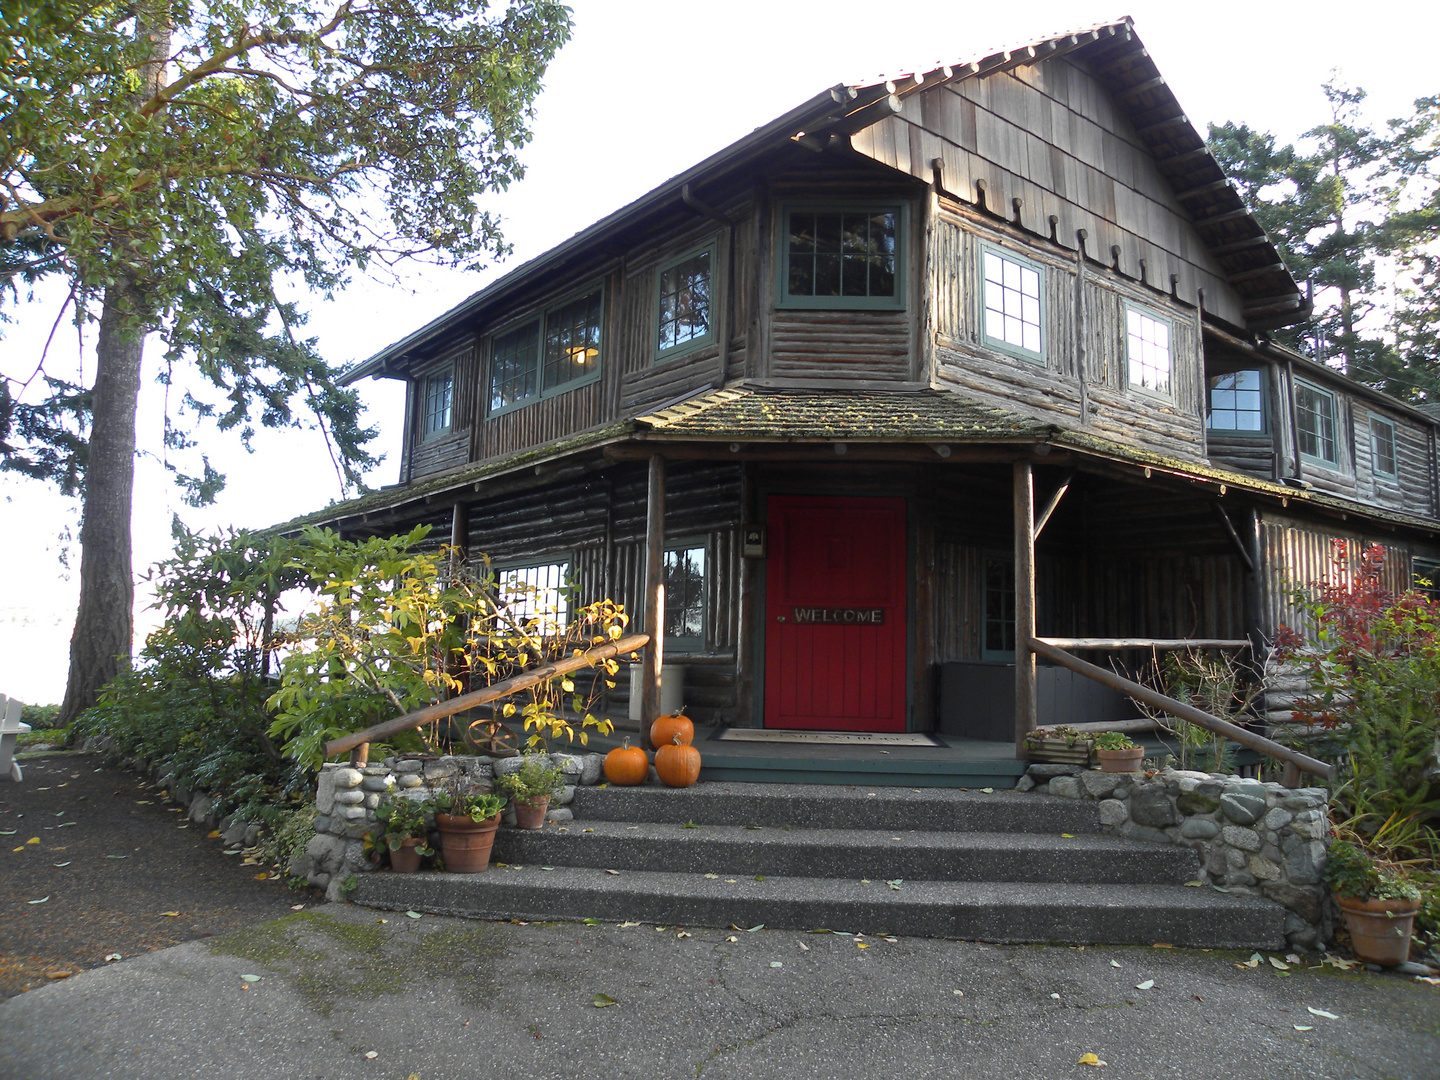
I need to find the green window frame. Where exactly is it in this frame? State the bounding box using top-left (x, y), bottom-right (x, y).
top-left (1370, 416), bottom-right (1397, 477)
top-left (487, 285), bottom-right (603, 416)
top-left (980, 245), bottom-right (1045, 363)
top-left (494, 556), bottom-right (574, 633)
top-left (1295, 379), bottom-right (1338, 466)
top-left (420, 369), bottom-right (453, 439)
top-left (655, 245), bottom-right (716, 361)
top-left (982, 554), bottom-right (1016, 662)
top-left (663, 541), bottom-right (707, 651)
top-left (1125, 304), bottom-right (1173, 398)
top-left (777, 203), bottom-right (905, 310)
top-left (1206, 368), bottom-right (1267, 435)
top-left (1414, 557), bottom-right (1440, 602)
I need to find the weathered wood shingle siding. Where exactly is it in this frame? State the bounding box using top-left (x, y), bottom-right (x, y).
top-left (851, 56), bottom-right (1247, 327)
top-left (1351, 404), bottom-right (1434, 517)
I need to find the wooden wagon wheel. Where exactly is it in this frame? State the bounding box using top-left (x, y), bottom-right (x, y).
top-left (466, 716), bottom-right (520, 757)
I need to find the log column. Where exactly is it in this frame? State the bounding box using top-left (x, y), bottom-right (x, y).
top-left (641, 453), bottom-right (666, 748)
top-left (1014, 460), bottom-right (1037, 755)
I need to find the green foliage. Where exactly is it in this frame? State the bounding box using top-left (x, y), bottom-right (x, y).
top-left (1026, 724), bottom-right (1086, 745)
top-left (2, 0), bottom-right (572, 495)
top-left (1093, 732), bottom-right (1138, 751)
top-left (493, 754), bottom-right (563, 801)
top-left (1325, 839), bottom-right (1421, 902)
top-left (268, 525), bottom-right (626, 769)
top-left (255, 803), bottom-right (317, 882)
top-left (19, 703), bottom-right (61, 730)
top-left (373, 795), bottom-right (431, 852)
top-left (422, 781), bottom-right (505, 824)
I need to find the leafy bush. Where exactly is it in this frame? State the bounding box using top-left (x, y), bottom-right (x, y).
top-left (19, 703), bottom-right (61, 730)
top-left (1276, 539), bottom-right (1440, 838)
top-left (1325, 839), bottom-right (1421, 902)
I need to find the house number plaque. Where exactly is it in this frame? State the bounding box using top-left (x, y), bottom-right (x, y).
top-left (790, 607), bottom-right (885, 625)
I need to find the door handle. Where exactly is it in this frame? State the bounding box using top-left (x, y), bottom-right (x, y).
top-left (776, 615), bottom-right (786, 623)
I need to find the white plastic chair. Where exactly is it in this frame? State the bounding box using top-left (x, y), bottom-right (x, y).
top-left (0, 695), bottom-right (31, 781)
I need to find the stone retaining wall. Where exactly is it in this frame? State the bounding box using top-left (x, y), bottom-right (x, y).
top-left (293, 751), bottom-right (607, 900)
top-left (1020, 763), bottom-right (1332, 950)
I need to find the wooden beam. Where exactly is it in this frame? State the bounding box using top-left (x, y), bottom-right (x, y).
top-left (1033, 469), bottom-right (1075, 539)
top-left (1036, 637), bottom-right (1250, 650)
top-left (1205, 235), bottom-right (1271, 257)
top-left (1014, 461), bottom-right (1037, 755)
top-left (1212, 502), bottom-right (1256, 571)
top-left (641, 453), bottom-right (666, 749)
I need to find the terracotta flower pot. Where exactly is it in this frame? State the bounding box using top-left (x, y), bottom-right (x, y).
top-left (513, 795), bottom-right (550, 830)
top-left (434, 813), bottom-right (500, 873)
top-left (1335, 894), bottom-right (1420, 967)
top-left (1096, 747), bottom-right (1144, 773)
top-left (388, 837), bottom-right (424, 873)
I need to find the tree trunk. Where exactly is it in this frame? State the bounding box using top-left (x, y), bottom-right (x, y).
top-left (58, 286), bottom-right (145, 725)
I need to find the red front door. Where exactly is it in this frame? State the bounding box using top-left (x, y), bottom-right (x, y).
top-left (763, 495), bottom-right (908, 731)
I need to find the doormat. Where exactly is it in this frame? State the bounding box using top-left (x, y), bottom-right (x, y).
top-left (710, 728), bottom-right (946, 747)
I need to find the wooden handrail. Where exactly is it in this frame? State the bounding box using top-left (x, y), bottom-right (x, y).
top-left (1036, 637), bottom-right (1250, 650)
top-left (1027, 636), bottom-right (1333, 782)
top-left (323, 632), bottom-right (651, 759)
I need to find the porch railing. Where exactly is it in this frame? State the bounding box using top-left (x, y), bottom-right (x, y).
top-left (1027, 636), bottom-right (1334, 784)
top-left (323, 632), bottom-right (651, 765)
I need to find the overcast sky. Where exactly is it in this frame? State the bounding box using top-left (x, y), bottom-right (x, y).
top-left (3, 0), bottom-right (1438, 705)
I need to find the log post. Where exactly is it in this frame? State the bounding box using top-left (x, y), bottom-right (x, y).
top-left (449, 502), bottom-right (467, 575)
top-left (642, 453), bottom-right (666, 749)
top-left (1014, 460), bottom-right (1037, 755)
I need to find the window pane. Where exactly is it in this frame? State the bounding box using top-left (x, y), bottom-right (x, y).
top-left (658, 252), bottom-right (711, 354)
top-left (543, 290), bottom-right (603, 390)
top-left (1296, 384), bottom-right (1336, 462)
top-left (786, 209), bottom-right (897, 299)
top-left (663, 546), bottom-right (706, 643)
top-left (982, 250), bottom-right (1043, 357)
top-left (490, 324), bottom-right (539, 412)
top-left (1127, 310), bottom-right (1171, 395)
top-left (1372, 419), bottom-right (1397, 475)
top-left (498, 561), bottom-right (570, 633)
top-left (423, 373), bottom-right (452, 435)
top-left (1206, 369), bottom-right (1265, 433)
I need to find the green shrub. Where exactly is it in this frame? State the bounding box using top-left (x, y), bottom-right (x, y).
top-left (20, 703), bottom-right (61, 730)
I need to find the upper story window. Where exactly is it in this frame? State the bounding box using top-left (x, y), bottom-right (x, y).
top-left (981, 247), bottom-right (1044, 362)
top-left (1371, 416), bottom-right (1398, 477)
top-left (488, 286), bottom-right (603, 415)
top-left (1207, 369), bottom-right (1266, 434)
top-left (1126, 306), bottom-right (1172, 397)
top-left (663, 542), bottom-right (707, 650)
top-left (421, 370), bottom-right (453, 439)
top-left (778, 204), bottom-right (903, 309)
top-left (656, 246), bottom-right (714, 360)
top-left (1295, 379), bottom-right (1338, 466)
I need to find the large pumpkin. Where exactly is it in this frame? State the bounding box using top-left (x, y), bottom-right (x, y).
top-left (655, 734), bottom-right (701, 788)
top-left (650, 710), bottom-right (694, 750)
top-left (603, 738), bottom-right (649, 786)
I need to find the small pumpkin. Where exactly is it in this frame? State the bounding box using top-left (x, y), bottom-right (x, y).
top-left (650, 709), bottom-right (694, 750)
top-left (603, 737), bottom-right (649, 786)
top-left (655, 733), bottom-right (701, 788)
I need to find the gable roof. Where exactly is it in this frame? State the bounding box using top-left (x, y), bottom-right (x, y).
top-left (344, 17), bottom-right (1305, 384)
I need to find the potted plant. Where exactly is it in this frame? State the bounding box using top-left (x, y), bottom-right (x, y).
top-left (373, 794), bottom-right (432, 872)
top-left (494, 754), bottom-right (563, 829)
top-left (1093, 731), bottom-right (1144, 773)
top-left (1326, 839), bottom-right (1422, 966)
top-left (422, 779), bottom-right (506, 873)
top-left (1022, 724), bottom-right (1094, 766)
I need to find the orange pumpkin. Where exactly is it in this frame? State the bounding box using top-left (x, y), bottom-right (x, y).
top-left (655, 734), bottom-right (701, 788)
top-left (603, 738), bottom-right (649, 786)
top-left (650, 710), bottom-right (694, 750)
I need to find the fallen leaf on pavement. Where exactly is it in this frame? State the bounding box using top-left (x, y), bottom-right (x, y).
top-left (769, 961), bottom-right (783, 968)
top-left (25, 838), bottom-right (39, 845)
top-left (1294, 1024), bottom-right (1313, 1031)
top-left (206, 831), bottom-right (220, 839)
top-left (1110, 960), bottom-right (1121, 968)
top-left (1152, 942), bottom-right (1174, 948)
top-left (104, 954), bottom-right (121, 962)
top-left (405, 911), bottom-right (422, 919)
top-left (363, 1050), bottom-right (378, 1059)
top-left (44, 971), bottom-right (71, 980)
top-left (593, 993), bottom-right (617, 1008)
top-left (27, 896), bottom-right (49, 904)
top-left (1135, 979), bottom-right (1154, 990)
top-left (604, 869), bottom-right (620, 875)
top-left (160, 911), bottom-right (182, 917)
top-left (1306, 1007), bottom-right (1339, 1020)
top-left (1078, 1053), bottom-right (1106, 1067)
top-left (1269, 956), bottom-right (1290, 970)
top-left (1416, 976), bottom-right (1440, 986)
top-left (240, 974), bottom-right (260, 982)
top-left (618, 921), bottom-right (641, 928)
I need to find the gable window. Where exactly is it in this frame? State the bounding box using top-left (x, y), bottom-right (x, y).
top-left (1371, 416), bottom-right (1397, 477)
top-left (1126, 307), bottom-right (1172, 396)
top-left (663, 542), bottom-right (707, 650)
top-left (1295, 380), bottom-right (1338, 466)
top-left (1207, 369), bottom-right (1266, 433)
top-left (496, 558), bottom-right (572, 633)
top-left (487, 286), bottom-right (603, 415)
top-left (421, 370), bottom-right (453, 438)
top-left (982, 555), bottom-right (1016, 661)
top-left (656, 247), bottom-right (714, 360)
top-left (981, 247), bottom-right (1044, 362)
top-left (778, 205), bottom-right (903, 309)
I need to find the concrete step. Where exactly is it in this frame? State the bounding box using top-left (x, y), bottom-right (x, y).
top-left (569, 782), bottom-right (1102, 834)
top-left (491, 821), bottom-right (1199, 885)
top-left (350, 865), bottom-right (1287, 949)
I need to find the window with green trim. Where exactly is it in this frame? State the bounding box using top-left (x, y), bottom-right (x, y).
top-left (421, 370), bottom-right (453, 438)
top-left (663, 543), bottom-right (706, 650)
top-left (982, 555), bottom-right (1016, 661)
top-left (488, 287), bottom-right (602, 414)
top-left (656, 247), bottom-right (714, 359)
top-left (981, 247), bottom-right (1044, 361)
top-left (1371, 416), bottom-right (1397, 477)
top-left (1207, 369), bottom-right (1266, 434)
top-left (1126, 306), bottom-right (1172, 397)
top-left (1295, 380), bottom-right (1338, 465)
top-left (496, 558), bottom-right (572, 633)
top-left (778, 205), bottom-right (903, 308)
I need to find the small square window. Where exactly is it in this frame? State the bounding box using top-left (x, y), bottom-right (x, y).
top-left (663, 543), bottom-right (706, 649)
top-left (1371, 417), bottom-right (1397, 477)
top-left (778, 205), bottom-right (904, 309)
top-left (1295, 380), bottom-right (1338, 465)
top-left (981, 248), bottom-right (1044, 361)
top-left (1126, 308), bottom-right (1172, 396)
top-left (496, 559), bottom-right (572, 633)
top-left (1207, 369), bottom-right (1266, 433)
top-left (422, 371), bottom-right (453, 438)
top-left (656, 248), bottom-right (714, 359)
